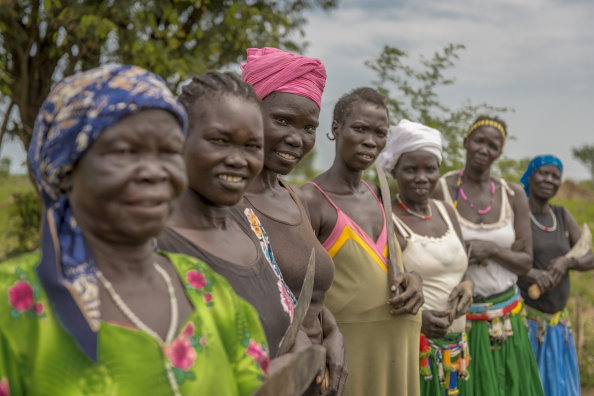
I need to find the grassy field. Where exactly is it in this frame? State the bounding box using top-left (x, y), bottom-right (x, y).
top-left (1, 175), bottom-right (593, 390)
top-left (553, 195), bottom-right (594, 389)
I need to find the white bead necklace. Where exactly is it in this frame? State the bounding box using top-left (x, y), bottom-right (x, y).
top-left (529, 207), bottom-right (557, 232)
top-left (97, 263), bottom-right (181, 396)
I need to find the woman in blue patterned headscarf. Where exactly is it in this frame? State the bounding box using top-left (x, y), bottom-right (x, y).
top-left (0, 65), bottom-right (269, 396)
top-left (518, 154), bottom-right (594, 396)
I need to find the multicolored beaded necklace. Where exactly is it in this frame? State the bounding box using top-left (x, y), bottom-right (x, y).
top-left (453, 169), bottom-right (495, 215)
top-left (396, 193), bottom-right (432, 220)
top-left (529, 207), bottom-right (557, 232)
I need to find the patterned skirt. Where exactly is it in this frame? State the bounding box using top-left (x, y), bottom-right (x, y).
top-left (525, 306), bottom-right (580, 396)
top-left (465, 286), bottom-right (544, 396)
top-left (419, 332), bottom-right (473, 396)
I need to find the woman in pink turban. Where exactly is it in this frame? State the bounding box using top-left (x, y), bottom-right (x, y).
top-left (240, 47), bottom-right (347, 396)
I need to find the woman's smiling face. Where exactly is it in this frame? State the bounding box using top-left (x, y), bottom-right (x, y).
top-left (67, 109), bottom-right (187, 244)
top-left (184, 94), bottom-right (264, 207)
top-left (260, 92), bottom-right (320, 175)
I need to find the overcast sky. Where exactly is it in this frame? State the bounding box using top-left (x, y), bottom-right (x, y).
top-left (2, 0), bottom-right (593, 180)
top-left (303, 0), bottom-right (594, 180)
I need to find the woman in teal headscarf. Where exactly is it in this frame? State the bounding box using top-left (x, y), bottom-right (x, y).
top-left (518, 154), bottom-right (594, 396)
top-left (0, 65), bottom-right (268, 396)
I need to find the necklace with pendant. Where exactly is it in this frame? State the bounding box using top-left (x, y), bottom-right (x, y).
top-left (97, 263), bottom-right (181, 396)
top-left (454, 169), bottom-right (495, 215)
top-left (396, 194), bottom-right (432, 220)
top-left (529, 207), bottom-right (557, 232)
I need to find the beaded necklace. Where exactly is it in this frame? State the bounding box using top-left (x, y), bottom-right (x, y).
top-left (453, 169), bottom-right (495, 215)
top-left (97, 263), bottom-right (181, 396)
top-left (529, 207), bottom-right (557, 232)
top-left (396, 193), bottom-right (432, 220)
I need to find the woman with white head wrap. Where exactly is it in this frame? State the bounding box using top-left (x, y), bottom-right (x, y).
top-left (378, 119), bottom-right (474, 396)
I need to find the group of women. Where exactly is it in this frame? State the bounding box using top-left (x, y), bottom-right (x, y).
top-left (0, 47), bottom-right (592, 396)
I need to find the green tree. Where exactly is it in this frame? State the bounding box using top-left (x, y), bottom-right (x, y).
top-left (365, 44), bottom-right (518, 173)
top-left (0, 0), bottom-right (337, 151)
top-left (573, 144), bottom-right (594, 185)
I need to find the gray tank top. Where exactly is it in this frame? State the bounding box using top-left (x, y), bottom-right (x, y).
top-left (518, 205), bottom-right (571, 314)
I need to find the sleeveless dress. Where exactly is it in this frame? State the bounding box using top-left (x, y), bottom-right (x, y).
top-left (157, 208), bottom-right (294, 357)
top-left (308, 181), bottom-right (421, 396)
top-left (439, 172), bottom-right (544, 396)
top-left (517, 205), bottom-right (580, 396)
top-left (0, 251), bottom-right (268, 396)
top-left (243, 179), bottom-right (335, 345)
top-left (394, 200), bottom-right (472, 396)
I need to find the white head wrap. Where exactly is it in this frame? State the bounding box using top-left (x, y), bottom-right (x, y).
top-left (376, 119), bottom-right (443, 173)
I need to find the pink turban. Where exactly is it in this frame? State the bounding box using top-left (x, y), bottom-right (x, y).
top-left (241, 47), bottom-right (327, 109)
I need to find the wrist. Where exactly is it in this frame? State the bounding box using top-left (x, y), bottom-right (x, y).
top-left (567, 256), bottom-right (578, 270)
top-left (408, 271), bottom-right (422, 283)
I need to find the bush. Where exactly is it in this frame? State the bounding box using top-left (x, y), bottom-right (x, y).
top-left (3, 190), bottom-right (40, 258)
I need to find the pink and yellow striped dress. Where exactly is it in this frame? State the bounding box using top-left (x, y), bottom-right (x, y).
top-left (307, 181), bottom-right (421, 396)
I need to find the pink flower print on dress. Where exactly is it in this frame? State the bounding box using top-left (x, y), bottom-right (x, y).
top-left (246, 340), bottom-right (270, 374)
top-left (8, 281), bottom-right (34, 312)
top-left (182, 322), bottom-right (195, 337)
top-left (165, 337), bottom-right (197, 371)
top-left (203, 293), bottom-right (213, 306)
top-left (186, 270), bottom-right (206, 290)
top-left (0, 378), bottom-right (9, 396)
top-left (278, 281), bottom-right (295, 321)
top-left (34, 303), bottom-right (44, 315)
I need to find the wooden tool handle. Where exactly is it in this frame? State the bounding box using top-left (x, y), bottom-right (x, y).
top-left (528, 284), bottom-right (541, 300)
top-left (320, 367), bottom-right (330, 393)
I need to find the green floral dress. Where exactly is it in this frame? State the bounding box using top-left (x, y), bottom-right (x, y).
top-left (0, 251), bottom-right (268, 396)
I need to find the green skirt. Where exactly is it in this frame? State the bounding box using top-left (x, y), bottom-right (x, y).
top-left (465, 288), bottom-right (544, 396)
top-left (420, 333), bottom-right (473, 396)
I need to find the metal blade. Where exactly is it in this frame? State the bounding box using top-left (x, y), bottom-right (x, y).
top-left (276, 248), bottom-right (316, 356)
top-left (251, 345), bottom-right (326, 396)
top-left (375, 164), bottom-right (402, 295)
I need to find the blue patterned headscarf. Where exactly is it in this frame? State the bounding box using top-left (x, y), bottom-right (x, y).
top-left (28, 64), bottom-right (188, 361)
top-left (520, 154), bottom-right (563, 196)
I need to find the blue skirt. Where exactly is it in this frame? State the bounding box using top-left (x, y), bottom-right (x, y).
top-left (526, 307), bottom-right (580, 396)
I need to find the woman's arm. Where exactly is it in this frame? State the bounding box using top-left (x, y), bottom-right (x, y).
top-left (320, 306), bottom-right (347, 396)
top-left (299, 184), bottom-right (325, 238)
top-left (546, 207), bottom-right (594, 286)
top-left (563, 206), bottom-right (594, 271)
top-left (467, 182), bottom-right (533, 275)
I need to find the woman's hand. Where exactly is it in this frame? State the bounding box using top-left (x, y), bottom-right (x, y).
top-left (547, 256), bottom-right (571, 286)
top-left (467, 240), bottom-right (498, 266)
top-left (421, 310), bottom-right (451, 339)
top-left (386, 271), bottom-right (424, 316)
top-left (525, 268), bottom-right (556, 293)
top-left (321, 327), bottom-right (347, 395)
top-left (320, 306), bottom-right (347, 395)
top-left (448, 280), bottom-right (473, 318)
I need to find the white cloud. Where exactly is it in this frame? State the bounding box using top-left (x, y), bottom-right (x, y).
top-left (304, 0), bottom-right (594, 179)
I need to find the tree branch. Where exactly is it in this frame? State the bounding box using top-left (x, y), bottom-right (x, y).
top-left (0, 99), bottom-right (15, 152)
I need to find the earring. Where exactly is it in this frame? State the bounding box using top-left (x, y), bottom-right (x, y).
top-left (326, 132), bottom-right (336, 141)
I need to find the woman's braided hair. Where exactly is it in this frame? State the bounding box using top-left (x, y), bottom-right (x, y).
top-left (179, 71), bottom-right (260, 113)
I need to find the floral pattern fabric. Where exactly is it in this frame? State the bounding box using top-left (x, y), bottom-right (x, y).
top-left (28, 64), bottom-right (188, 361)
top-left (243, 208), bottom-right (296, 320)
top-left (0, 251), bottom-right (268, 396)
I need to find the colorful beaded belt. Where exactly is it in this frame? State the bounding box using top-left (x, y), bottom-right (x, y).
top-left (466, 287), bottom-right (523, 342)
top-left (420, 333), bottom-right (470, 396)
